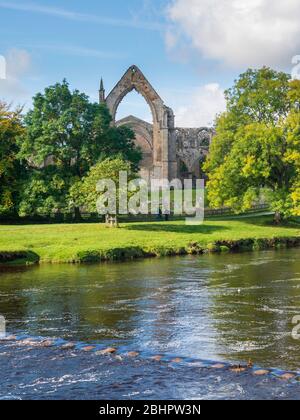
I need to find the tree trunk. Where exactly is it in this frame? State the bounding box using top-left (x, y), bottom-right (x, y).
top-left (274, 211), bottom-right (282, 224)
top-left (74, 207), bottom-right (82, 222)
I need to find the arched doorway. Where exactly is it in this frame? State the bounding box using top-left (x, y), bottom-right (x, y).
top-left (116, 115), bottom-right (154, 184)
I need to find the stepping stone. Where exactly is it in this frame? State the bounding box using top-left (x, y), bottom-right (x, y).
top-left (253, 370), bottom-right (269, 376)
top-left (280, 373), bottom-right (295, 380)
top-left (230, 365), bottom-right (247, 373)
top-left (96, 347), bottom-right (117, 356)
top-left (82, 346), bottom-right (95, 352)
top-left (61, 343), bottom-right (75, 350)
top-left (20, 339), bottom-right (39, 346)
top-left (19, 339), bottom-right (53, 348)
top-left (211, 364), bottom-right (226, 369)
top-left (127, 351), bottom-right (139, 358)
top-left (171, 358), bottom-right (183, 363)
top-left (39, 340), bottom-right (54, 348)
top-left (1, 335), bottom-right (16, 341)
top-left (150, 355), bottom-right (162, 362)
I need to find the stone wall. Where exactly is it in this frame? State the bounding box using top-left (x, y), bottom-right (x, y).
top-left (116, 117), bottom-right (214, 181)
top-left (176, 127), bottom-right (215, 179)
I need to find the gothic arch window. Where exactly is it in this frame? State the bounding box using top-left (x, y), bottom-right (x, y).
top-left (105, 66), bottom-right (163, 125)
top-left (115, 90), bottom-right (153, 125)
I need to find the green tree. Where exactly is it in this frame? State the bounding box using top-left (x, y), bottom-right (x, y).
top-left (18, 80), bottom-right (141, 217)
top-left (18, 166), bottom-right (69, 217)
top-left (204, 68), bottom-right (300, 222)
top-left (70, 157), bottom-right (136, 225)
top-left (0, 102), bottom-right (24, 215)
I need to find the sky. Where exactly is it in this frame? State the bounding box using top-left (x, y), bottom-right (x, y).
top-left (0, 0), bottom-right (300, 127)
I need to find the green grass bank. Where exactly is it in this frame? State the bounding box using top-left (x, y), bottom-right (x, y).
top-left (0, 216), bottom-right (300, 265)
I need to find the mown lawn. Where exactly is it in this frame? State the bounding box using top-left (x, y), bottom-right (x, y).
top-left (0, 216), bottom-right (300, 263)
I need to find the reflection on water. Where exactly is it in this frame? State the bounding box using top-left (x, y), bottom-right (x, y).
top-left (1, 249), bottom-right (300, 370)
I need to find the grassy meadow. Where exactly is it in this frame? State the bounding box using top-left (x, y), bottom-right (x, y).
top-left (0, 215), bottom-right (300, 264)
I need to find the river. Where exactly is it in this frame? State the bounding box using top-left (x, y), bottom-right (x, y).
top-left (0, 249), bottom-right (300, 399)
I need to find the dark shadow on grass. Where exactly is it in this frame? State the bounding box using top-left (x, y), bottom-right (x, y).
top-left (231, 216), bottom-right (300, 230)
top-left (124, 223), bottom-right (229, 234)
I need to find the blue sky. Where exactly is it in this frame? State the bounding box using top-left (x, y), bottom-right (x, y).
top-left (0, 0), bottom-right (299, 126)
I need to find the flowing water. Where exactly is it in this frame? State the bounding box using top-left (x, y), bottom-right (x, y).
top-left (1, 249), bottom-right (300, 400)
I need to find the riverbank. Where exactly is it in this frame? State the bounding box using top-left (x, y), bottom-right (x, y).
top-left (0, 215), bottom-right (300, 265)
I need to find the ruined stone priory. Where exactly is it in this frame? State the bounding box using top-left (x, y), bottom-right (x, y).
top-left (99, 65), bottom-right (214, 183)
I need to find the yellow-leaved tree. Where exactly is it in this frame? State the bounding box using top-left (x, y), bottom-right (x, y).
top-left (204, 68), bottom-right (300, 223)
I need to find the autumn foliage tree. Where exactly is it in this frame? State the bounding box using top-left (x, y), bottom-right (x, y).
top-left (204, 68), bottom-right (300, 222)
top-left (0, 102), bottom-right (24, 215)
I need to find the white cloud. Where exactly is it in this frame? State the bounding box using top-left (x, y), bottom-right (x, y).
top-left (166, 0), bottom-right (300, 69)
top-left (6, 48), bottom-right (31, 78)
top-left (0, 49), bottom-right (32, 105)
top-left (174, 83), bottom-right (226, 127)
